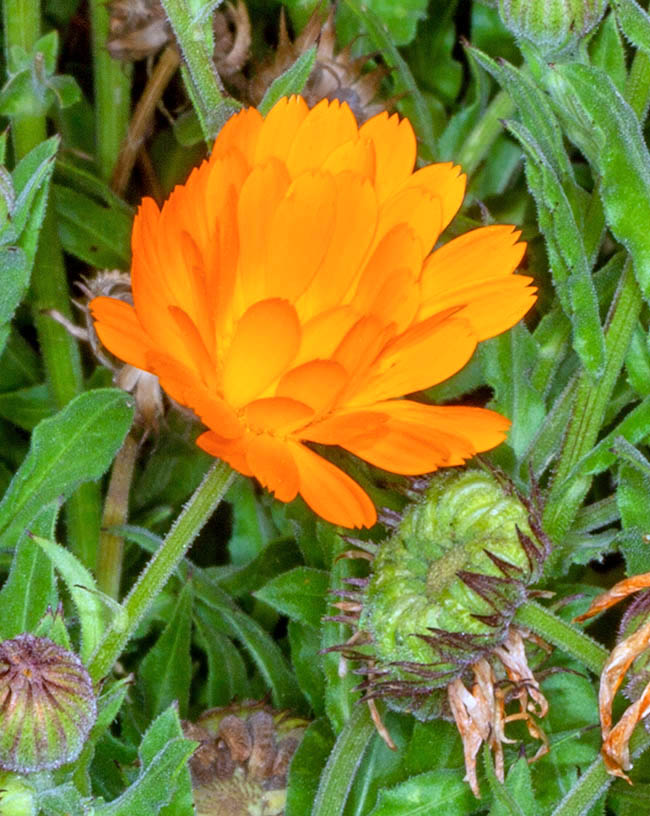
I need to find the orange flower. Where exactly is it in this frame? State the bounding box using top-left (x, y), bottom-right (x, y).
top-left (90, 96), bottom-right (536, 528)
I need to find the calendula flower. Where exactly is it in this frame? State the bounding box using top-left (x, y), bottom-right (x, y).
top-left (90, 96), bottom-right (535, 528)
top-left (575, 572), bottom-right (650, 781)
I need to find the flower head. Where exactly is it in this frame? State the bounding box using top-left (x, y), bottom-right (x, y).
top-left (90, 96), bottom-right (536, 528)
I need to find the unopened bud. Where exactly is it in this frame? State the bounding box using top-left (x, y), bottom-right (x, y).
top-left (498, 0), bottom-right (608, 55)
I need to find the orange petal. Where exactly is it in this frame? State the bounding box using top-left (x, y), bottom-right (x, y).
top-left (290, 442), bottom-right (377, 528)
top-left (575, 572), bottom-right (650, 622)
top-left (196, 431), bottom-right (252, 475)
top-left (300, 410), bottom-right (388, 446)
top-left (321, 136), bottom-right (376, 180)
top-left (398, 163), bottom-right (466, 232)
top-left (254, 95), bottom-right (309, 166)
top-left (298, 173), bottom-right (378, 317)
top-left (168, 305), bottom-right (217, 390)
top-left (245, 432), bottom-right (300, 502)
top-left (265, 172), bottom-right (338, 303)
top-left (276, 360), bottom-right (347, 414)
top-left (212, 106), bottom-right (264, 166)
top-left (341, 400), bottom-right (509, 474)
top-left (90, 297), bottom-right (151, 370)
top-left (420, 226), bottom-right (532, 339)
top-left (145, 350), bottom-right (242, 438)
top-left (243, 396), bottom-right (314, 432)
top-left (296, 306), bottom-right (361, 366)
top-left (377, 186), bottom-right (443, 257)
top-left (234, 157), bottom-right (291, 314)
top-left (391, 403), bottom-right (511, 451)
top-left (286, 99), bottom-right (358, 178)
top-left (359, 112), bottom-right (416, 202)
top-left (351, 316), bottom-right (477, 405)
top-left (223, 299), bottom-right (300, 406)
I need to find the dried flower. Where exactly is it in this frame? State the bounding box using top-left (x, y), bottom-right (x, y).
top-left (575, 572), bottom-right (650, 781)
top-left (90, 96), bottom-right (536, 528)
top-left (0, 634), bottom-right (97, 773)
top-left (328, 469), bottom-right (551, 796)
top-left (183, 701), bottom-right (307, 815)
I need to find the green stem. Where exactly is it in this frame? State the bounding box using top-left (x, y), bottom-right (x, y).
top-left (515, 600), bottom-right (608, 675)
top-left (3, 0), bottom-right (102, 568)
top-left (456, 90), bottom-right (515, 177)
top-left (550, 753), bottom-right (611, 816)
top-left (311, 703), bottom-right (375, 816)
top-left (158, 0), bottom-right (234, 141)
top-left (96, 433), bottom-right (139, 599)
top-left (88, 460), bottom-right (234, 682)
top-left (543, 261), bottom-right (642, 542)
top-left (88, 0), bottom-right (132, 180)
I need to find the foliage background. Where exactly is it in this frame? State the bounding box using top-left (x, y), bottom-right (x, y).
top-left (3, 0), bottom-right (650, 813)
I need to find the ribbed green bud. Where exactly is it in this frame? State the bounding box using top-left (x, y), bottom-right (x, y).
top-left (498, 0), bottom-right (608, 55)
top-left (0, 635), bottom-right (97, 773)
top-left (358, 469), bottom-right (547, 719)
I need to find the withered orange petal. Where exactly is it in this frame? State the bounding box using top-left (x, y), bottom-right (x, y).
top-left (90, 297), bottom-right (151, 370)
top-left (243, 397), bottom-right (314, 432)
top-left (286, 98), bottom-right (358, 178)
top-left (276, 360), bottom-right (347, 414)
top-left (196, 431), bottom-right (252, 476)
top-left (245, 433), bottom-right (300, 502)
top-left (290, 442), bottom-right (377, 529)
top-left (254, 95), bottom-right (309, 166)
top-left (223, 299), bottom-right (300, 406)
top-left (359, 112), bottom-right (416, 202)
top-left (211, 106), bottom-right (264, 166)
top-left (352, 317), bottom-right (477, 405)
top-left (399, 163), bottom-right (466, 231)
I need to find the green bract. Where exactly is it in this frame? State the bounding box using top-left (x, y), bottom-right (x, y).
top-left (356, 469), bottom-right (548, 718)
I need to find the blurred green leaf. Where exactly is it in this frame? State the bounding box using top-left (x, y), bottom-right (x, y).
top-left (54, 184), bottom-right (131, 267)
top-left (255, 567), bottom-right (328, 629)
top-left (337, 0), bottom-right (428, 46)
top-left (0, 329), bottom-right (42, 391)
top-left (259, 46), bottom-right (317, 115)
top-left (618, 456), bottom-right (650, 573)
top-left (0, 383), bottom-right (55, 430)
top-left (0, 504), bottom-right (57, 639)
top-left (0, 389), bottom-right (134, 551)
top-left (194, 609), bottom-right (249, 706)
top-left (288, 621), bottom-right (325, 715)
top-left (140, 582), bottom-right (193, 719)
top-left (286, 718), bottom-right (335, 816)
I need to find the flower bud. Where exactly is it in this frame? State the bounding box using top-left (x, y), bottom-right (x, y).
top-left (498, 0), bottom-right (608, 55)
top-left (0, 635), bottom-right (97, 773)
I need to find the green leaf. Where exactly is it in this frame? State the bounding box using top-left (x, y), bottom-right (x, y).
top-left (54, 183), bottom-right (131, 267)
top-left (31, 534), bottom-right (108, 663)
top-left (0, 247), bottom-right (29, 353)
top-left (255, 567), bottom-right (328, 629)
top-left (34, 603), bottom-right (72, 650)
top-left (0, 383), bottom-right (55, 430)
top-left (613, 0), bottom-right (650, 55)
top-left (338, 0), bottom-right (428, 46)
top-left (139, 582), bottom-right (193, 719)
top-left (0, 504), bottom-right (57, 639)
top-left (95, 704), bottom-right (196, 816)
top-left (0, 389), bottom-right (134, 551)
top-left (285, 718), bottom-right (334, 816)
top-left (194, 609), bottom-right (248, 707)
top-left (288, 621), bottom-right (325, 715)
top-left (367, 770), bottom-right (476, 816)
top-left (625, 325), bottom-right (650, 397)
top-left (546, 63), bottom-right (650, 301)
top-left (258, 46), bottom-right (317, 115)
top-left (590, 11), bottom-right (627, 95)
top-left (37, 784), bottom-right (89, 816)
top-left (486, 753), bottom-right (536, 816)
